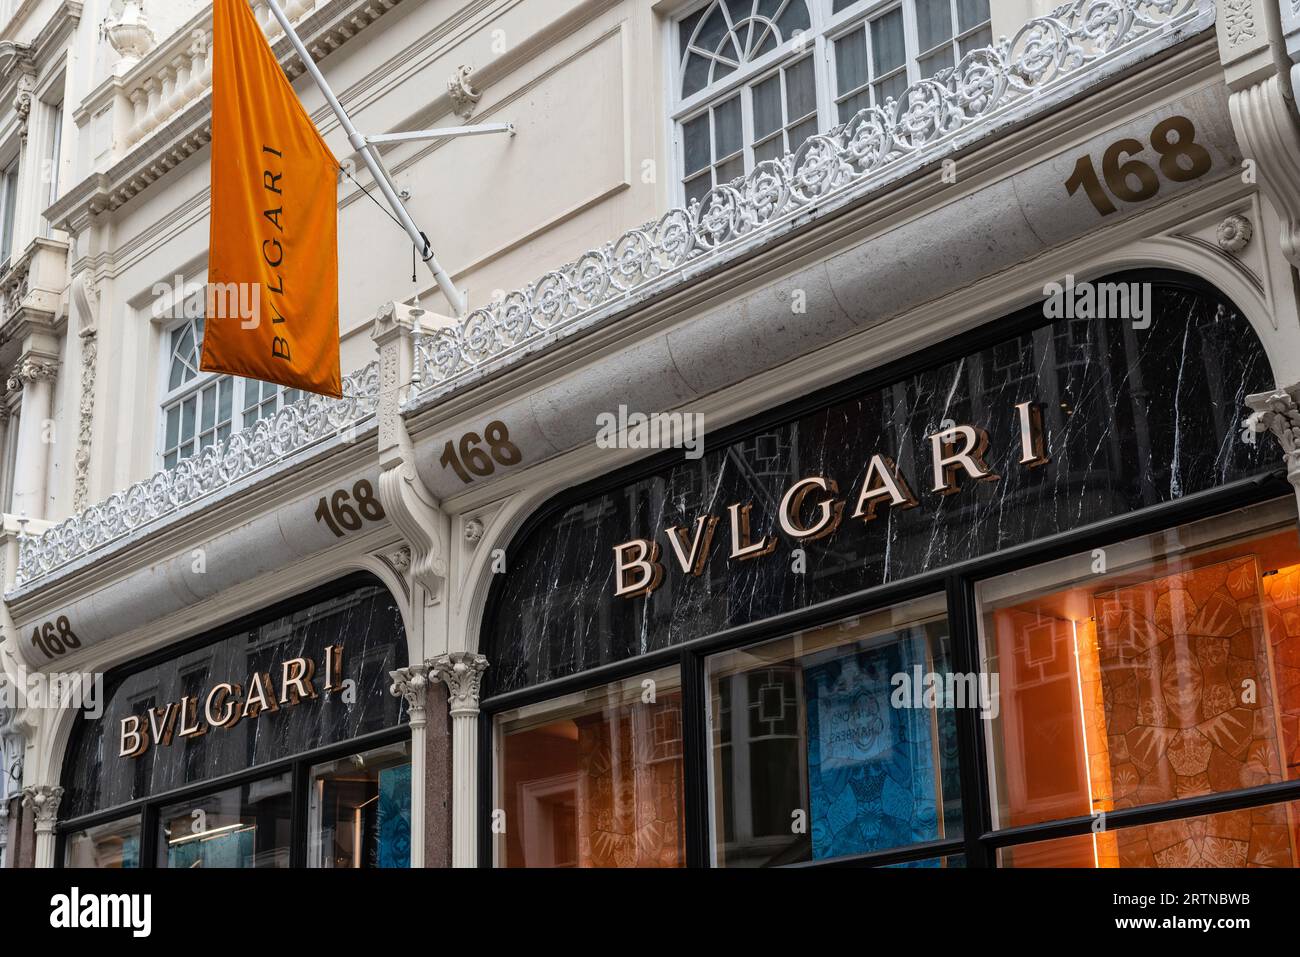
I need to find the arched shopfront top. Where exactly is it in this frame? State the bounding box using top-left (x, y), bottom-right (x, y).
top-left (481, 270), bottom-right (1278, 697)
top-left (60, 572), bottom-right (408, 821)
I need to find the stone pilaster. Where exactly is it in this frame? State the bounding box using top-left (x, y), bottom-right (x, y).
top-left (431, 652), bottom-right (488, 867)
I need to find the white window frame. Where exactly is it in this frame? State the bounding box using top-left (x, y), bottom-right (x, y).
top-left (667, 0), bottom-right (993, 206)
top-left (157, 308), bottom-right (303, 472)
top-left (0, 153), bottom-right (19, 269)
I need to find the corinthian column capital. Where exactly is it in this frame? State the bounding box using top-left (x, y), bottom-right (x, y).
top-left (7, 357), bottom-right (58, 391)
top-left (21, 785), bottom-right (63, 832)
top-left (1244, 384), bottom-right (1300, 484)
top-left (389, 663), bottom-right (431, 726)
top-left (430, 652), bottom-right (489, 718)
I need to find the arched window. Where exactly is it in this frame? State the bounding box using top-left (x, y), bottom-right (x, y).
top-left (672, 0), bottom-right (994, 208)
top-left (160, 312), bottom-right (302, 470)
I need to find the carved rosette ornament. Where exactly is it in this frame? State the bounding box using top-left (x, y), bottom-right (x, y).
top-left (389, 664), bottom-right (430, 727)
top-left (21, 784), bottom-right (63, 832)
top-left (431, 653), bottom-right (489, 717)
top-left (1243, 385), bottom-right (1300, 485)
top-left (1217, 214), bottom-right (1254, 252)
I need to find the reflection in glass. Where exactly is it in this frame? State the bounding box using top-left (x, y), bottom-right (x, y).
top-left (1000, 801), bottom-right (1300, 868)
top-left (496, 670), bottom-right (684, 867)
top-left (980, 498), bottom-right (1300, 856)
top-left (65, 816), bottom-right (142, 868)
top-left (157, 773), bottom-right (292, 868)
top-left (707, 596), bottom-right (963, 866)
top-left (309, 741), bottom-right (412, 868)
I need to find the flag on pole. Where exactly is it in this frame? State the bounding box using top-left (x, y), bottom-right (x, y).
top-left (202, 0), bottom-right (342, 399)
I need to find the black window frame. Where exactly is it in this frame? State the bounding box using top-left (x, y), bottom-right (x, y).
top-left (476, 268), bottom-right (1299, 868)
top-left (56, 572), bottom-right (412, 869)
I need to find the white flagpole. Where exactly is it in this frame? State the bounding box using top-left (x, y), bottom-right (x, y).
top-left (262, 0), bottom-right (475, 317)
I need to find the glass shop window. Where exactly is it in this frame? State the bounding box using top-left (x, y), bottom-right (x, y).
top-left (494, 669), bottom-right (685, 867)
top-left (979, 497), bottom-right (1300, 866)
top-left (1000, 800), bottom-right (1300, 868)
top-left (64, 815), bottom-right (142, 868)
top-left (706, 594), bottom-right (962, 866)
top-left (157, 773), bottom-right (293, 868)
top-left (310, 741), bottom-right (413, 868)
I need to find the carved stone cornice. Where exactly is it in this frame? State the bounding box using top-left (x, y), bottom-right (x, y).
top-left (20, 784), bottom-right (62, 831)
top-left (1243, 384), bottom-right (1300, 485)
top-left (389, 663), bottom-right (430, 727)
top-left (430, 653), bottom-right (488, 718)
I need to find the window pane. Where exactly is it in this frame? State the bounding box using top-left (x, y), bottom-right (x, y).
top-left (838, 89), bottom-right (871, 122)
top-left (65, 815), bottom-right (141, 868)
top-left (714, 95), bottom-right (743, 158)
top-left (753, 134), bottom-right (785, 164)
top-left (685, 172), bottom-right (713, 207)
top-left (157, 773), bottom-right (292, 867)
top-left (788, 116), bottom-right (818, 154)
top-left (201, 384), bottom-right (216, 431)
top-left (874, 70), bottom-right (909, 106)
top-left (707, 596), bottom-right (962, 866)
top-left (918, 46), bottom-right (955, 79)
top-left (979, 498), bottom-right (1300, 832)
top-left (1000, 800), bottom-right (1300, 868)
top-left (219, 376), bottom-right (234, 424)
top-left (775, 0), bottom-right (810, 36)
top-left (716, 154), bottom-right (746, 185)
top-left (957, 0), bottom-right (990, 32)
top-left (683, 53), bottom-right (711, 98)
top-left (181, 397), bottom-right (196, 443)
top-left (916, 0), bottom-right (955, 51)
top-left (753, 72), bottom-right (784, 140)
top-left (784, 56), bottom-right (816, 120)
top-left (165, 405), bottom-right (180, 450)
top-left (683, 113), bottom-right (712, 175)
top-left (960, 25), bottom-right (992, 57)
top-left (871, 9), bottom-right (906, 75)
top-left (309, 740), bottom-right (411, 868)
top-left (496, 669), bottom-right (684, 867)
top-left (835, 30), bottom-right (869, 95)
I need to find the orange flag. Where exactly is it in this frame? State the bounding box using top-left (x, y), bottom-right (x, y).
top-left (202, 0), bottom-right (342, 398)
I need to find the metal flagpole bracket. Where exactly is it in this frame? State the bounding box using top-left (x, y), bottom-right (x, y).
top-left (261, 0), bottom-right (511, 319)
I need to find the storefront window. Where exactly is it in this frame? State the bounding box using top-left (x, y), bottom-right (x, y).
top-left (65, 816), bottom-right (142, 868)
top-left (706, 596), bottom-right (962, 866)
top-left (494, 669), bottom-right (684, 867)
top-left (59, 574), bottom-right (411, 868)
top-left (310, 741), bottom-right (412, 868)
top-left (158, 773), bottom-right (292, 868)
top-left (998, 801), bottom-right (1300, 868)
top-left (979, 498), bottom-right (1300, 837)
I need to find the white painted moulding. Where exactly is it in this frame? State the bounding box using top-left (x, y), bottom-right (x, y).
top-left (7, 466), bottom-right (388, 672)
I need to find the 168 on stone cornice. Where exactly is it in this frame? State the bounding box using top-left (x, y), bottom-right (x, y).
top-left (613, 401), bottom-right (1049, 598)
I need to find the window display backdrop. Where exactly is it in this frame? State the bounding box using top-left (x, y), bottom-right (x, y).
top-left (485, 273), bottom-right (1275, 697)
top-left (61, 574), bottom-right (409, 820)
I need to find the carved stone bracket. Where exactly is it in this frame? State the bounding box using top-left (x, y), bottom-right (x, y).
top-left (13, 74), bottom-right (35, 145)
top-left (71, 270), bottom-right (99, 512)
top-left (430, 653), bottom-right (489, 718)
top-left (373, 302), bottom-right (452, 601)
top-left (447, 65), bottom-right (481, 120)
top-left (1243, 383), bottom-right (1300, 485)
top-left (1228, 75), bottom-right (1300, 268)
top-left (20, 785), bottom-right (63, 832)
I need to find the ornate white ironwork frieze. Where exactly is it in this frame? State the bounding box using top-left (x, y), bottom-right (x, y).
top-left (431, 653), bottom-right (489, 718)
top-left (1243, 385), bottom-right (1300, 484)
top-left (411, 0), bottom-right (1205, 395)
top-left (14, 362), bottom-right (381, 588)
